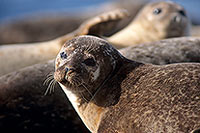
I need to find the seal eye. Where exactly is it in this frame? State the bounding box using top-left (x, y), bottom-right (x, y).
top-left (83, 57), bottom-right (96, 66)
top-left (60, 52), bottom-right (67, 59)
top-left (179, 10), bottom-right (186, 17)
top-left (153, 8), bottom-right (162, 15)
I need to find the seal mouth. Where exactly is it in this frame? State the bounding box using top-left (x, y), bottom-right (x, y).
top-left (54, 66), bottom-right (84, 90)
top-left (67, 68), bottom-right (76, 76)
top-left (54, 70), bottom-right (67, 83)
top-left (65, 71), bottom-right (79, 86)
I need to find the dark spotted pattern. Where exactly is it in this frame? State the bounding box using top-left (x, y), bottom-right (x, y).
top-left (55, 36), bottom-right (200, 133)
top-left (98, 63), bottom-right (200, 133)
top-left (120, 37), bottom-right (200, 65)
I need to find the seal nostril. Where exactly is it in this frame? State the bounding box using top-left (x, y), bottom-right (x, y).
top-left (179, 10), bottom-right (186, 17)
top-left (174, 16), bottom-right (181, 23)
top-left (65, 67), bottom-right (69, 73)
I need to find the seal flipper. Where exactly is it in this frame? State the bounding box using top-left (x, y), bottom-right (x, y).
top-left (82, 8), bottom-right (129, 36)
top-left (58, 9), bottom-right (129, 45)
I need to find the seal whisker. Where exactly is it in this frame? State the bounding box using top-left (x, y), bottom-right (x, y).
top-left (44, 79), bottom-right (54, 95)
top-left (45, 72), bottom-right (54, 79)
top-left (73, 77), bottom-right (94, 100)
top-left (71, 77), bottom-right (82, 87)
top-left (86, 85), bottom-right (101, 105)
top-left (47, 72), bottom-right (54, 77)
top-left (81, 82), bottom-right (93, 98)
top-left (50, 79), bottom-right (57, 94)
top-left (43, 74), bottom-right (54, 86)
top-left (80, 91), bottom-right (89, 102)
top-left (76, 88), bottom-right (86, 93)
top-left (43, 76), bottom-right (54, 86)
top-left (85, 40), bottom-right (94, 53)
top-left (44, 79), bottom-right (55, 95)
top-left (50, 80), bottom-right (57, 94)
top-left (88, 69), bottom-right (114, 104)
top-left (71, 77), bottom-right (90, 102)
top-left (87, 46), bottom-right (96, 53)
top-left (52, 81), bottom-right (58, 93)
top-left (49, 81), bottom-right (53, 94)
top-left (85, 42), bottom-right (93, 53)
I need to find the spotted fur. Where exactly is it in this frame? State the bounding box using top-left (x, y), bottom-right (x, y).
top-left (54, 36), bottom-right (200, 133)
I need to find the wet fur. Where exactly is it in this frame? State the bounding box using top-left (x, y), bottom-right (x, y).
top-left (54, 36), bottom-right (200, 133)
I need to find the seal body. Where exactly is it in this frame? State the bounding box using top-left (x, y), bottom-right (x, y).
top-left (0, 40), bottom-right (60, 76)
top-left (108, 1), bottom-right (190, 48)
top-left (119, 37), bottom-right (200, 65)
top-left (54, 35), bottom-right (200, 133)
top-left (98, 63), bottom-right (200, 133)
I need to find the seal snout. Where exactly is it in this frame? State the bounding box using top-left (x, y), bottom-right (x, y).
top-left (173, 15), bottom-right (182, 23)
top-left (66, 68), bottom-right (76, 76)
top-left (65, 67), bottom-right (69, 73)
top-left (54, 67), bottom-right (67, 83)
top-left (54, 66), bottom-right (77, 83)
top-left (173, 10), bottom-right (186, 23)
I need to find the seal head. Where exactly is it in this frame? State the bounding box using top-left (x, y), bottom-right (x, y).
top-left (138, 1), bottom-right (190, 37)
top-left (54, 35), bottom-right (123, 97)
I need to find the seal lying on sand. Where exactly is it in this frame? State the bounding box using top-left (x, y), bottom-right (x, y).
top-left (54, 35), bottom-right (200, 133)
top-left (120, 36), bottom-right (200, 65)
top-left (58, 1), bottom-right (191, 48)
top-left (108, 1), bottom-right (190, 48)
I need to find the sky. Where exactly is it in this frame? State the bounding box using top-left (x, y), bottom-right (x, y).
top-left (0, 0), bottom-right (107, 21)
top-left (0, 0), bottom-right (199, 24)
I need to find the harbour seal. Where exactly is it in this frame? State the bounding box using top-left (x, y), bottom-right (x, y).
top-left (54, 35), bottom-right (200, 133)
top-left (119, 36), bottom-right (200, 65)
top-left (108, 1), bottom-right (190, 48)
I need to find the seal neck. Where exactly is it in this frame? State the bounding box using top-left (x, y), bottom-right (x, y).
top-left (90, 57), bottom-right (123, 104)
top-left (74, 57), bottom-right (125, 132)
top-left (107, 19), bottom-right (164, 48)
top-left (90, 58), bottom-right (143, 107)
top-left (78, 58), bottom-right (143, 132)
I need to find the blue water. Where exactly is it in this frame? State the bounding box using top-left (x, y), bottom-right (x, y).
top-left (0, 0), bottom-right (200, 24)
top-left (0, 0), bottom-right (107, 21)
top-left (172, 0), bottom-right (200, 24)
